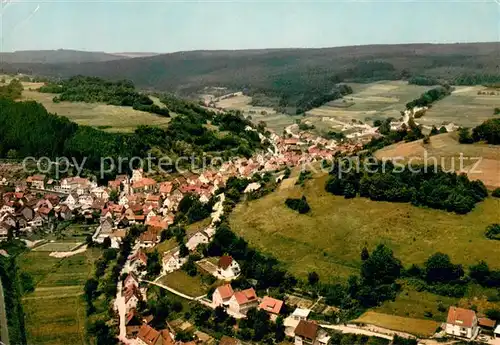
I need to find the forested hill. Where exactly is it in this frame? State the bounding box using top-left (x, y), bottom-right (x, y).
top-left (2, 43), bottom-right (499, 96)
top-left (0, 49), bottom-right (125, 64)
top-left (0, 81), bottom-right (264, 178)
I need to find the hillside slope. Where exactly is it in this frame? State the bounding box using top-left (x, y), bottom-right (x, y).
top-left (2, 43), bottom-right (499, 95)
top-left (374, 133), bottom-right (500, 188)
top-left (0, 49), bottom-right (125, 64)
top-left (229, 173), bottom-right (500, 283)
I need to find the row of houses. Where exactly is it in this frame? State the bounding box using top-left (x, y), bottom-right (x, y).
top-left (212, 283), bottom-right (330, 345)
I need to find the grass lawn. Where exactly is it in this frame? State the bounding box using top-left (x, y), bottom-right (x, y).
top-left (354, 311), bottom-right (440, 337)
top-left (153, 238), bottom-right (178, 254)
top-left (229, 173), bottom-right (500, 284)
top-left (375, 282), bottom-right (500, 323)
top-left (18, 249), bottom-right (101, 345)
top-left (157, 270), bottom-right (208, 297)
top-left (21, 89), bottom-right (171, 133)
top-left (32, 242), bottom-right (82, 252)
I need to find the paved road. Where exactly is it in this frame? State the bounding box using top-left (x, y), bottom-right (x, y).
top-left (0, 281), bottom-right (9, 345)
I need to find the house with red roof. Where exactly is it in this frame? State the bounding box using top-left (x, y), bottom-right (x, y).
top-left (131, 178), bottom-right (157, 194)
top-left (136, 324), bottom-right (174, 345)
top-left (130, 249), bottom-right (148, 272)
top-left (216, 255), bottom-right (241, 280)
top-left (124, 285), bottom-right (143, 312)
top-left (212, 284), bottom-right (234, 307)
top-left (258, 296), bottom-right (284, 321)
top-left (124, 272), bottom-right (140, 290)
top-left (445, 306), bottom-right (479, 339)
top-left (228, 288), bottom-right (259, 315)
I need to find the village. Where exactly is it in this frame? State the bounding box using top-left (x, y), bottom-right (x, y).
top-left (1, 123), bottom-right (499, 345)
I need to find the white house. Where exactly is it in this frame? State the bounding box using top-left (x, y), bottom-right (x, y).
top-left (64, 193), bottom-right (79, 207)
top-left (212, 284), bottom-right (234, 307)
top-left (124, 285), bottom-right (143, 312)
top-left (162, 252), bottom-right (187, 274)
top-left (494, 325), bottom-right (500, 339)
top-left (294, 320), bottom-right (330, 345)
top-left (292, 308), bottom-right (311, 322)
top-left (78, 194), bottom-right (94, 206)
top-left (445, 307), bottom-right (479, 339)
top-left (186, 231), bottom-right (210, 251)
top-left (216, 255), bottom-right (241, 280)
top-left (228, 288), bottom-right (259, 315)
top-left (27, 175), bottom-right (46, 189)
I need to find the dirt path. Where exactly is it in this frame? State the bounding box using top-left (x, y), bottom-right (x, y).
top-left (49, 244), bottom-right (87, 258)
top-left (141, 279), bottom-right (205, 301)
top-left (320, 324), bottom-right (393, 340)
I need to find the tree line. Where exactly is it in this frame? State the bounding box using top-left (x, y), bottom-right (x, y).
top-left (0, 241), bottom-right (28, 345)
top-left (39, 75), bottom-right (170, 116)
top-left (458, 119), bottom-right (500, 145)
top-left (409, 73), bottom-right (500, 86)
top-left (325, 161), bottom-right (488, 214)
top-left (405, 85), bottom-right (452, 110)
top-left (0, 79), bottom-right (23, 100)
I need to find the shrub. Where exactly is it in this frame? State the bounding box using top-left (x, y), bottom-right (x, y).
top-left (485, 224), bottom-right (500, 240)
top-left (492, 188), bottom-right (500, 198)
top-left (285, 196), bottom-right (311, 214)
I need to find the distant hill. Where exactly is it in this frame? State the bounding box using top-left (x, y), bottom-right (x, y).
top-left (2, 43), bottom-right (499, 100)
top-left (0, 49), bottom-right (125, 64)
top-left (111, 52), bottom-right (159, 58)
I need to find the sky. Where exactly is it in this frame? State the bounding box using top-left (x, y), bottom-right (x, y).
top-left (0, 0), bottom-right (499, 53)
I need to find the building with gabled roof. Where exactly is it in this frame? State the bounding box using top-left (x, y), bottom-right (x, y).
top-left (228, 287), bottom-right (258, 315)
top-left (216, 255), bottom-right (240, 280)
top-left (294, 320), bottom-right (330, 345)
top-left (213, 284), bottom-right (234, 307)
top-left (445, 306), bottom-right (479, 339)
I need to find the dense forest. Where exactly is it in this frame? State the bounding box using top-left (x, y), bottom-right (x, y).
top-left (325, 161), bottom-right (488, 214)
top-left (39, 76), bottom-right (169, 116)
top-left (4, 43), bottom-right (499, 111)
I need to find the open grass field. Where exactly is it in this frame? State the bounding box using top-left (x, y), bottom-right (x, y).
top-left (20, 89), bottom-right (171, 133)
top-left (305, 81), bottom-right (433, 127)
top-left (17, 249), bottom-right (101, 345)
top-left (214, 94), bottom-right (296, 132)
top-left (229, 173), bottom-right (500, 284)
top-left (375, 132), bottom-right (500, 188)
top-left (375, 282), bottom-right (500, 323)
top-left (419, 86), bottom-right (500, 128)
top-left (215, 95), bottom-right (276, 115)
top-left (354, 311), bottom-right (440, 337)
top-left (32, 242), bottom-right (82, 252)
top-left (158, 270), bottom-right (208, 297)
